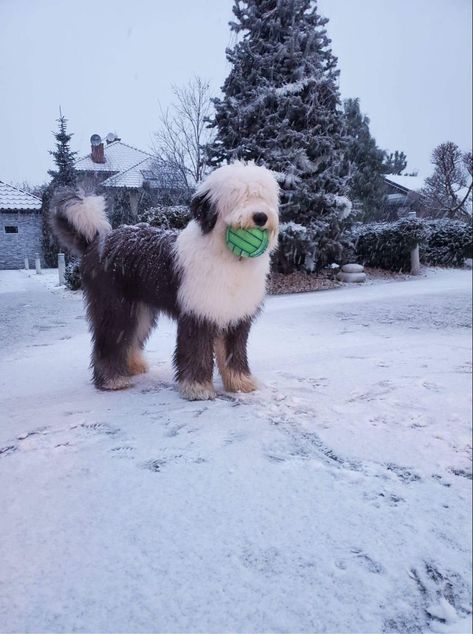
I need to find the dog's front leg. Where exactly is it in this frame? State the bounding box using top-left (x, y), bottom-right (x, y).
top-left (215, 318), bottom-right (258, 393)
top-left (174, 314), bottom-right (216, 401)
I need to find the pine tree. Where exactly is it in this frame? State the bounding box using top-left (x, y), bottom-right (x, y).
top-left (207, 0), bottom-right (351, 270)
top-left (383, 150), bottom-right (407, 175)
top-left (42, 113), bottom-right (78, 266)
top-left (342, 98), bottom-right (386, 220)
top-left (48, 114), bottom-right (78, 186)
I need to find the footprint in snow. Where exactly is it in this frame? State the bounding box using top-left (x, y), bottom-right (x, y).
top-left (224, 430), bottom-right (248, 446)
top-left (421, 380), bottom-right (443, 392)
top-left (142, 454), bottom-right (206, 472)
top-left (0, 445), bottom-right (17, 457)
top-left (110, 446), bottom-right (135, 459)
top-left (386, 463), bottom-right (421, 483)
top-left (385, 562), bottom-right (471, 633)
top-left (74, 422), bottom-right (119, 436)
top-left (448, 467), bottom-right (472, 480)
top-left (350, 548), bottom-right (385, 574)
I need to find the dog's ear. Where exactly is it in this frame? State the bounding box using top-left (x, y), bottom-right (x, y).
top-left (191, 190), bottom-right (218, 234)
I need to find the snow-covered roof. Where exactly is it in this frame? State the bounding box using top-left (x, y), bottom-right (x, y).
top-left (101, 157), bottom-right (187, 190)
top-left (383, 174), bottom-right (426, 193)
top-left (75, 140), bottom-right (152, 174)
top-left (76, 139), bottom-right (185, 191)
top-left (101, 158), bottom-right (152, 188)
top-left (0, 181), bottom-right (42, 211)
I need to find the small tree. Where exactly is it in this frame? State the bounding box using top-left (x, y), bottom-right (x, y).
top-left (153, 76), bottom-right (215, 194)
top-left (422, 142), bottom-right (472, 219)
top-left (42, 113), bottom-right (78, 266)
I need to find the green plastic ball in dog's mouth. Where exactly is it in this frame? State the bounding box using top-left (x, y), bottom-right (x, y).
top-left (225, 226), bottom-right (269, 258)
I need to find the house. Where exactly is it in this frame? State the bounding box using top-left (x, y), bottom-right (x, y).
top-left (382, 174), bottom-right (427, 219)
top-left (383, 173), bottom-right (472, 219)
top-left (0, 181), bottom-right (42, 269)
top-left (75, 133), bottom-right (187, 219)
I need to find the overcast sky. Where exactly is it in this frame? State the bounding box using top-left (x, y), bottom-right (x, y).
top-left (0, 0), bottom-right (471, 186)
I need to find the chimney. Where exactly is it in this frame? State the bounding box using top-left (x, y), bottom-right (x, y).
top-left (90, 134), bottom-right (105, 164)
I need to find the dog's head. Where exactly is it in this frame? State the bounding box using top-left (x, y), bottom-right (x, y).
top-left (190, 162), bottom-right (280, 252)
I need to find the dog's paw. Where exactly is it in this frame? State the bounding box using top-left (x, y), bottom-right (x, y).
top-left (128, 349), bottom-right (149, 376)
top-left (180, 381), bottom-right (216, 401)
top-left (223, 372), bottom-right (258, 393)
top-left (100, 376), bottom-right (133, 391)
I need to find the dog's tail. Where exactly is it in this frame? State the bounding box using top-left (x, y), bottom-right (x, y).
top-left (49, 188), bottom-right (111, 256)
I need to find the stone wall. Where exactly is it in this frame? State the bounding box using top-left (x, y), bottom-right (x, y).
top-left (0, 211), bottom-right (43, 269)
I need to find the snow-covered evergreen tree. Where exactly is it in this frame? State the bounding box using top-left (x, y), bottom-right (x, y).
top-left (48, 114), bottom-right (78, 186)
top-left (383, 150), bottom-right (407, 175)
top-left (207, 0), bottom-right (351, 270)
top-left (342, 98), bottom-right (386, 220)
top-left (42, 114), bottom-right (78, 266)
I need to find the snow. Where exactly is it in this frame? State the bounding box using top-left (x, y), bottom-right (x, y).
top-left (0, 268), bottom-right (471, 633)
top-left (274, 78), bottom-right (311, 96)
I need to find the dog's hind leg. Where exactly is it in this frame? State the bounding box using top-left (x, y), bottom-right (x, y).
top-left (127, 303), bottom-right (156, 376)
top-left (215, 318), bottom-right (258, 393)
top-left (174, 314), bottom-right (216, 400)
top-left (87, 297), bottom-right (139, 391)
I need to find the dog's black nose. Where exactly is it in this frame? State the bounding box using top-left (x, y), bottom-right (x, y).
top-left (253, 212), bottom-right (268, 227)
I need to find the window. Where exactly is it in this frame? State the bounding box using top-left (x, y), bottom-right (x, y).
top-left (4, 225), bottom-right (19, 234)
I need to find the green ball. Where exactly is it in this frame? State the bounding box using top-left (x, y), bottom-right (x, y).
top-left (225, 226), bottom-right (269, 258)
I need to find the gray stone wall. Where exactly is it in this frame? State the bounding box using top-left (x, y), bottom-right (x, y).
top-left (0, 211), bottom-right (43, 269)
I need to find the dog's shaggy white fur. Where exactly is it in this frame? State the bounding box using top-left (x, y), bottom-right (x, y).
top-left (176, 162), bottom-right (279, 328)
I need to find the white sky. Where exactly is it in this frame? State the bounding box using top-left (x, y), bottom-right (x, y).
top-left (0, 0), bottom-right (471, 186)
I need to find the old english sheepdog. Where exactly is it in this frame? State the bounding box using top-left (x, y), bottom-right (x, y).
top-left (51, 162), bottom-right (280, 400)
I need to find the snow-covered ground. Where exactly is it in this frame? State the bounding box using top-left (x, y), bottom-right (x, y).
top-left (0, 268), bottom-right (471, 634)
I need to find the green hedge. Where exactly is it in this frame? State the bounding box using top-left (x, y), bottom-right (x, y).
top-left (422, 220), bottom-right (472, 267)
top-left (354, 218), bottom-right (472, 271)
top-left (354, 218), bottom-right (426, 272)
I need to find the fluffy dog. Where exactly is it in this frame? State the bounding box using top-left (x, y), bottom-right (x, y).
top-left (50, 162), bottom-right (279, 400)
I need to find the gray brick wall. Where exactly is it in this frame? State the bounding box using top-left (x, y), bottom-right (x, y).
top-left (0, 211), bottom-right (43, 269)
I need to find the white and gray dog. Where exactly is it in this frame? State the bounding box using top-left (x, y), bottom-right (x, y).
top-left (51, 162), bottom-right (280, 400)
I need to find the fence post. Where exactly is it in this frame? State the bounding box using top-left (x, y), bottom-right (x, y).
top-left (410, 244), bottom-right (420, 275)
top-left (58, 252), bottom-right (65, 285)
top-left (35, 253), bottom-right (42, 275)
top-left (408, 211), bottom-right (421, 275)
top-left (24, 257), bottom-right (29, 270)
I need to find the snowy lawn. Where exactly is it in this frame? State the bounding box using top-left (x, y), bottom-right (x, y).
top-left (0, 268), bottom-right (471, 633)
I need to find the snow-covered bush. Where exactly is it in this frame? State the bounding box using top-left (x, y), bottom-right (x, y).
top-left (64, 259), bottom-right (81, 290)
top-left (422, 220), bottom-right (472, 267)
top-left (354, 218), bottom-right (472, 271)
top-left (275, 222), bottom-right (316, 273)
top-left (275, 206), bottom-right (355, 274)
top-left (138, 205), bottom-right (191, 230)
top-left (354, 218), bottom-right (427, 272)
